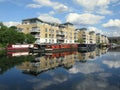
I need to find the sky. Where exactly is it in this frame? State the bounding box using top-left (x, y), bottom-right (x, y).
top-left (0, 0), bottom-right (120, 37)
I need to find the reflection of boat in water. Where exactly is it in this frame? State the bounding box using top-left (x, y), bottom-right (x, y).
top-left (110, 43), bottom-right (120, 48)
top-left (78, 44), bottom-right (96, 52)
top-left (7, 52), bottom-right (30, 57)
top-left (16, 48), bottom-right (108, 76)
top-left (17, 51), bottom-right (77, 75)
top-left (108, 47), bottom-right (120, 52)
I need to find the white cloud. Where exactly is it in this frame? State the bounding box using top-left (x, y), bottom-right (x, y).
top-left (27, 0), bottom-right (70, 13)
top-left (105, 31), bottom-right (120, 37)
top-left (28, 71), bottom-right (69, 90)
top-left (3, 21), bottom-right (20, 27)
top-left (103, 60), bottom-right (120, 68)
top-left (69, 63), bottom-right (103, 74)
top-left (27, 4), bottom-right (41, 8)
top-left (75, 77), bottom-right (108, 90)
top-left (102, 19), bottom-right (120, 36)
top-left (97, 7), bottom-right (112, 15)
top-left (74, 73), bottom-right (120, 90)
top-left (102, 52), bottom-right (120, 68)
top-left (49, 11), bottom-right (55, 15)
top-left (66, 13), bottom-right (105, 25)
top-left (73, 0), bottom-right (118, 14)
top-left (88, 27), bottom-right (104, 34)
top-left (103, 19), bottom-right (120, 28)
top-left (38, 14), bottom-right (61, 23)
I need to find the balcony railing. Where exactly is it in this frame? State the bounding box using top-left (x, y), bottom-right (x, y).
top-left (56, 32), bottom-right (65, 36)
top-left (57, 37), bottom-right (65, 40)
top-left (35, 35), bottom-right (40, 38)
top-left (30, 28), bottom-right (40, 33)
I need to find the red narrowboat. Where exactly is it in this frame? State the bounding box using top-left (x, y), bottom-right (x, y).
top-left (45, 44), bottom-right (78, 52)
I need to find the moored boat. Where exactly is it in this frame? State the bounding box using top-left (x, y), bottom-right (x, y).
top-left (6, 44), bottom-right (33, 51)
top-left (45, 44), bottom-right (78, 52)
top-left (30, 43), bottom-right (78, 53)
top-left (78, 44), bottom-right (96, 52)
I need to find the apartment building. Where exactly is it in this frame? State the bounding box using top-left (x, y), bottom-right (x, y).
top-left (96, 33), bottom-right (109, 44)
top-left (96, 33), bottom-right (102, 44)
top-left (102, 35), bottom-right (109, 44)
top-left (17, 18), bottom-right (75, 44)
top-left (76, 28), bottom-right (109, 44)
top-left (76, 28), bottom-right (90, 44)
top-left (74, 30), bottom-right (79, 43)
top-left (89, 31), bottom-right (96, 44)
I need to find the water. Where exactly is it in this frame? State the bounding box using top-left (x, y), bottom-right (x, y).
top-left (0, 48), bottom-right (120, 90)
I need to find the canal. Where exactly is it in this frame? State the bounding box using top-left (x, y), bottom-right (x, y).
top-left (0, 47), bottom-right (120, 90)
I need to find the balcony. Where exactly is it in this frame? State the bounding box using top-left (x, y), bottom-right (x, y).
top-left (56, 32), bottom-right (65, 36)
top-left (90, 38), bottom-right (93, 40)
top-left (34, 35), bottom-right (40, 38)
top-left (30, 28), bottom-right (40, 33)
top-left (57, 37), bottom-right (65, 40)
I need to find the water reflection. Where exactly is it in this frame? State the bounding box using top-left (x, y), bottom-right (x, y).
top-left (0, 48), bottom-right (120, 90)
top-left (0, 54), bottom-right (34, 74)
top-left (16, 48), bottom-right (108, 76)
top-left (17, 52), bottom-right (77, 75)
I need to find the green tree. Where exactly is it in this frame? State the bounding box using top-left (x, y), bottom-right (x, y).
top-left (77, 38), bottom-right (84, 44)
top-left (25, 34), bottom-right (36, 44)
top-left (0, 23), bottom-right (36, 47)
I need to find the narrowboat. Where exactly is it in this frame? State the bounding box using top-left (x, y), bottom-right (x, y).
top-left (45, 44), bottom-right (78, 52)
top-left (78, 44), bottom-right (96, 52)
top-left (30, 43), bottom-right (78, 53)
top-left (29, 44), bottom-right (46, 53)
top-left (6, 44), bottom-right (33, 51)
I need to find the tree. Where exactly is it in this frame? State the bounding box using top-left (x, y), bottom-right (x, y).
top-left (25, 34), bottom-right (36, 44)
top-left (0, 23), bottom-right (36, 47)
top-left (9, 26), bottom-right (17, 30)
top-left (76, 38), bottom-right (84, 44)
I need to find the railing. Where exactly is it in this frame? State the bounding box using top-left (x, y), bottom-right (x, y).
top-left (56, 32), bottom-right (65, 36)
top-left (35, 35), bottom-right (40, 38)
top-left (30, 28), bottom-right (40, 32)
top-left (57, 37), bottom-right (65, 40)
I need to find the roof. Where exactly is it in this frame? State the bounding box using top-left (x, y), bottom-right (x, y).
top-left (22, 18), bottom-right (44, 22)
top-left (96, 33), bottom-right (100, 35)
top-left (62, 22), bottom-right (73, 26)
top-left (76, 28), bottom-right (87, 31)
top-left (89, 31), bottom-right (95, 34)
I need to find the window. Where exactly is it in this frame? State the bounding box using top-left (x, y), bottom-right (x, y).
top-left (45, 28), bottom-right (47, 32)
top-left (52, 34), bottom-right (54, 38)
top-left (45, 34), bottom-right (47, 38)
top-left (45, 39), bottom-right (47, 42)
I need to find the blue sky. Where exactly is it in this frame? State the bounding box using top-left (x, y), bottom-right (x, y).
top-left (0, 0), bottom-right (120, 36)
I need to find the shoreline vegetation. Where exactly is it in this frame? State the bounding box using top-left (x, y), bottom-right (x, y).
top-left (0, 23), bottom-right (36, 48)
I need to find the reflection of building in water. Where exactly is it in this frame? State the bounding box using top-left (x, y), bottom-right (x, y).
top-left (77, 51), bottom-right (97, 62)
top-left (77, 52), bottom-right (90, 62)
top-left (77, 48), bottom-right (108, 62)
top-left (96, 48), bottom-right (108, 56)
top-left (17, 52), bottom-right (77, 75)
top-left (89, 50), bottom-right (96, 59)
top-left (17, 48), bottom-right (108, 75)
top-left (101, 48), bottom-right (108, 54)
